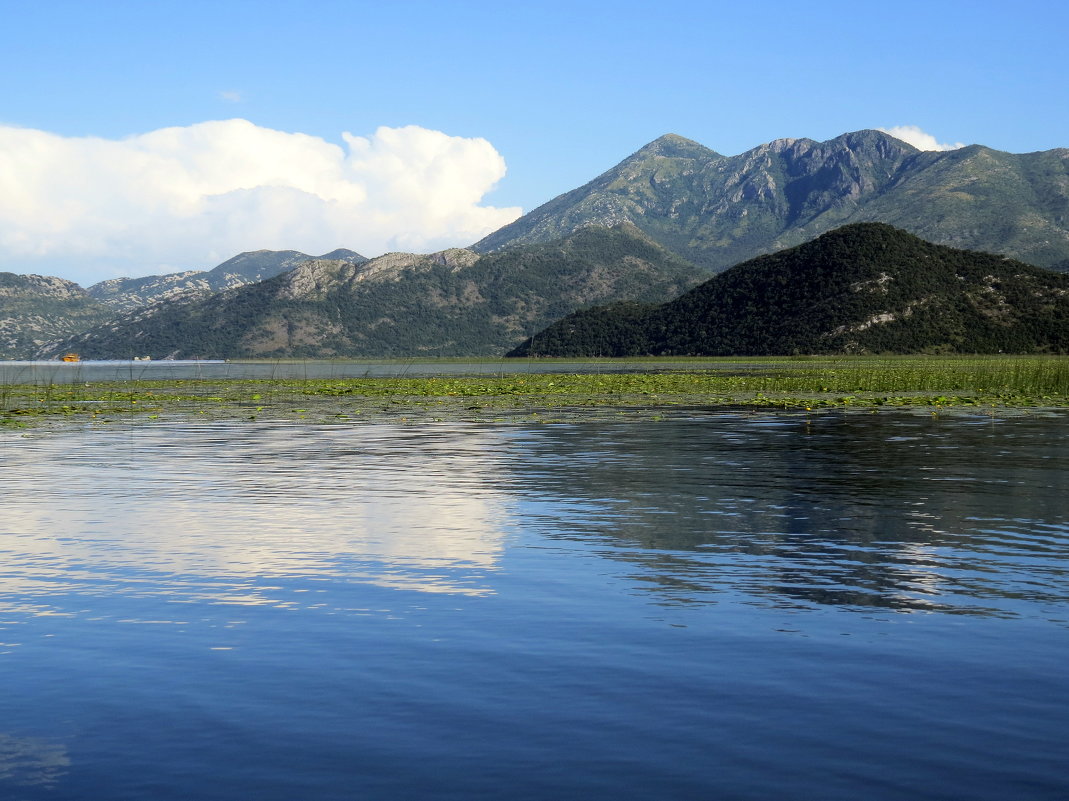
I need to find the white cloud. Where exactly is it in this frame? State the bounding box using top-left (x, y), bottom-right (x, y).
top-left (876, 125), bottom-right (965, 152)
top-left (218, 90), bottom-right (243, 103)
top-left (0, 120), bottom-right (522, 285)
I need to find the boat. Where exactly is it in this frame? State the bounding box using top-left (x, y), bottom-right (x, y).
top-left (61, 353), bottom-right (80, 362)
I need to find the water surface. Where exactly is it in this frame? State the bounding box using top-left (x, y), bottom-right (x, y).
top-left (1, 413), bottom-right (1067, 799)
top-left (0, 358), bottom-right (786, 384)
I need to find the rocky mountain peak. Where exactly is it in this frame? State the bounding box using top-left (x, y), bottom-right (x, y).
top-left (765, 137), bottom-right (808, 154)
top-left (482, 128), bottom-right (1069, 272)
top-left (317, 248), bottom-right (368, 263)
top-left (627, 133), bottom-right (720, 162)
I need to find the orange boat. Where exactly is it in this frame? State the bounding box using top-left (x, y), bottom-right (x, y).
top-left (61, 353), bottom-right (80, 362)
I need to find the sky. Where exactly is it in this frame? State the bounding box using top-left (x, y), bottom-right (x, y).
top-left (1, 0), bottom-right (1066, 285)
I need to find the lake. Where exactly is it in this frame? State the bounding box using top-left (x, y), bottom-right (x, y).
top-left (0, 358), bottom-right (793, 385)
top-left (2, 412), bottom-right (1067, 800)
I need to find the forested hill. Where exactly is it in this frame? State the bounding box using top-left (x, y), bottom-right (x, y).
top-left (40, 225), bottom-right (701, 360)
top-left (475, 130), bottom-right (1069, 272)
top-left (507, 223), bottom-right (1069, 357)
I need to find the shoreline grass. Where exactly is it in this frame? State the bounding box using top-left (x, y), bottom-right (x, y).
top-left (3, 356), bottom-right (1069, 428)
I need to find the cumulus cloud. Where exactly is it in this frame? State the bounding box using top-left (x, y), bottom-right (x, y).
top-left (876, 125), bottom-right (965, 152)
top-left (0, 120), bottom-right (521, 285)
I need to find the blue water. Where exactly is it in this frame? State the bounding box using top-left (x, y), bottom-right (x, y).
top-left (1, 413), bottom-right (1067, 799)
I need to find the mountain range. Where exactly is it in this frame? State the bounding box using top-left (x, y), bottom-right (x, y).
top-left (476, 130), bottom-right (1069, 271)
top-left (0, 248), bottom-right (365, 359)
top-left (38, 226), bottom-right (697, 359)
top-left (87, 248), bottom-right (367, 313)
top-left (507, 224), bottom-right (1069, 357)
top-left (4, 128), bottom-right (1069, 359)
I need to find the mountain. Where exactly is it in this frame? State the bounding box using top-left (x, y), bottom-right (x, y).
top-left (475, 130), bottom-right (1069, 272)
top-left (0, 248), bottom-right (369, 358)
top-left (87, 248), bottom-right (367, 313)
top-left (0, 273), bottom-right (112, 358)
top-left (316, 249), bottom-right (367, 262)
top-left (15, 129), bottom-right (1069, 360)
top-left (506, 224), bottom-right (1069, 357)
top-left (38, 226), bottom-right (700, 359)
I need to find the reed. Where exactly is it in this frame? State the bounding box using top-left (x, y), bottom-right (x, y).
top-left (2, 355), bottom-right (1068, 428)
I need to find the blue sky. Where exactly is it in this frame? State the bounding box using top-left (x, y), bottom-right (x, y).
top-left (1, 0), bottom-right (1066, 283)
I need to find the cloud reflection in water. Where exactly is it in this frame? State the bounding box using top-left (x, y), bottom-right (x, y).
top-left (0, 423), bottom-right (514, 615)
top-left (0, 733), bottom-right (70, 788)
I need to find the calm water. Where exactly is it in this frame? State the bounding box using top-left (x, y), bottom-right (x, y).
top-left (1, 413), bottom-right (1068, 800)
top-left (0, 358), bottom-right (782, 384)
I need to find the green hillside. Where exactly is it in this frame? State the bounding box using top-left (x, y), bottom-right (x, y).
top-left (508, 224), bottom-right (1069, 357)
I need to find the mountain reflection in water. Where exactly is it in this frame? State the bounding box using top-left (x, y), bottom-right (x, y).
top-left (2, 414), bottom-right (1067, 619)
top-left (502, 413), bottom-right (1069, 618)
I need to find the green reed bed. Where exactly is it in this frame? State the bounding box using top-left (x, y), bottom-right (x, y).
top-left (2, 355), bottom-right (1068, 428)
top-left (712, 356), bottom-right (1069, 399)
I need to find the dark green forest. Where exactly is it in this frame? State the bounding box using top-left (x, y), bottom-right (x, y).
top-left (508, 224), bottom-right (1069, 357)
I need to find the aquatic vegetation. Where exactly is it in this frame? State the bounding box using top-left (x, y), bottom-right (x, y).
top-left (1, 356), bottom-right (1068, 428)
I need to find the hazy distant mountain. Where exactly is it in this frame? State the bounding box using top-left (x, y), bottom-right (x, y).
top-left (0, 273), bottom-right (112, 358)
top-left (87, 248), bottom-right (367, 313)
top-left (507, 224), bottom-right (1069, 357)
top-left (475, 130), bottom-right (1069, 272)
top-left (39, 226), bottom-right (699, 359)
top-left (0, 249), bottom-right (369, 358)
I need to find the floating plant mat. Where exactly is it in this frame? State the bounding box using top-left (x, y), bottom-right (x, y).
top-left (3, 356), bottom-right (1069, 428)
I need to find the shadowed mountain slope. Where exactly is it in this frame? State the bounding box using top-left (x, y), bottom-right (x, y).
top-left (507, 224), bottom-right (1069, 357)
top-left (39, 226), bottom-right (700, 359)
